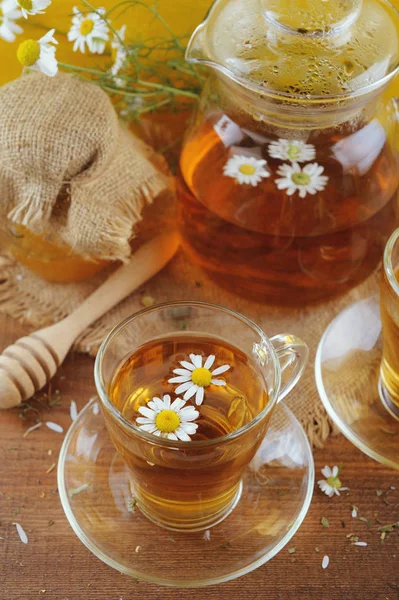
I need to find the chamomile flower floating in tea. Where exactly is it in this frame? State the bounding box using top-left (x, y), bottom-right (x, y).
top-left (223, 155), bottom-right (270, 187)
top-left (67, 6), bottom-right (109, 55)
top-left (275, 162), bottom-right (328, 198)
top-left (169, 354), bottom-right (231, 405)
top-left (268, 139), bottom-right (316, 163)
top-left (0, 0), bottom-right (23, 42)
top-left (17, 29), bottom-right (58, 77)
top-left (12, 0), bottom-right (50, 18)
top-left (318, 465), bottom-right (348, 497)
top-left (136, 394), bottom-right (199, 441)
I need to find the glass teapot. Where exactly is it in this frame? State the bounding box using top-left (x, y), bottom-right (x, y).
top-left (177, 0), bottom-right (399, 305)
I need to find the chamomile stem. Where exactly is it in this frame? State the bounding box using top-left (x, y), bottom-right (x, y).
top-left (58, 63), bottom-right (200, 100)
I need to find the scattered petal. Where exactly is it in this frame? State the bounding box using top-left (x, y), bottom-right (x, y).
top-left (45, 421), bottom-right (64, 433)
top-left (14, 522), bottom-right (28, 544)
top-left (322, 555), bottom-right (329, 569)
top-left (70, 400), bottom-right (78, 422)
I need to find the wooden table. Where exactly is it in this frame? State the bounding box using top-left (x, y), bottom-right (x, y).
top-left (1, 315), bottom-right (398, 600)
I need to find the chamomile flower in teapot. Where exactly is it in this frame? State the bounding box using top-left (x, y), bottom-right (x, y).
top-left (178, 0), bottom-right (399, 305)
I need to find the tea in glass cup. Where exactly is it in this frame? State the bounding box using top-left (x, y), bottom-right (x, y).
top-left (95, 302), bottom-right (308, 531)
top-left (380, 229), bottom-right (399, 420)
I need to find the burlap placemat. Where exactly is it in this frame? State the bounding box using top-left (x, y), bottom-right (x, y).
top-left (0, 195), bottom-right (379, 447)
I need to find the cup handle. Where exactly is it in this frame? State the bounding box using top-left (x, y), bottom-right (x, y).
top-left (270, 334), bottom-right (309, 402)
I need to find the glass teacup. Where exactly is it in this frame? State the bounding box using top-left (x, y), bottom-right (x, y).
top-left (94, 302), bottom-right (308, 532)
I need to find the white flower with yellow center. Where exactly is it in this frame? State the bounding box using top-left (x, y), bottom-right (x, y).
top-left (275, 162), bottom-right (328, 198)
top-left (110, 24), bottom-right (127, 79)
top-left (136, 394), bottom-right (199, 441)
top-left (268, 138), bottom-right (316, 163)
top-left (317, 465), bottom-right (348, 497)
top-left (8, 0), bottom-right (51, 19)
top-left (169, 354), bottom-right (231, 406)
top-left (223, 155), bottom-right (270, 186)
top-left (0, 0), bottom-right (23, 42)
top-left (67, 6), bottom-right (109, 54)
top-left (17, 29), bottom-right (58, 77)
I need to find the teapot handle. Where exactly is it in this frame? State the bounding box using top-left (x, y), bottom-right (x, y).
top-left (389, 96), bottom-right (399, 156)
top-left (270, 334), bottom-right (309, 402)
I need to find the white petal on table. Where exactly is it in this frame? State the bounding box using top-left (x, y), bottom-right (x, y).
top-left (45, 421), bottom-right (64, 433)
top-left (70, 401), bottom-right (78, 422)
top-left (322, 556), bottom-right (329, 569)
top-left (14, 523), bottom-right (28, 544)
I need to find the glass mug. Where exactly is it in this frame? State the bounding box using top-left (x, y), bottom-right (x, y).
top-left (380, 228), bottom-right (399, 420)
top-left (94, 302), bottom-right (308, 532)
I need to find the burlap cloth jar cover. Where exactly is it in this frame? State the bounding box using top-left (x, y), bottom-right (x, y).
top-left (0, 73), bottom-right (380, 448)
top-left (0, 72), bottom-right (169, 262)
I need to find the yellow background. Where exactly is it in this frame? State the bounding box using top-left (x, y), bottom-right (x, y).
top-left (1, 0), bottom-right (399, 99)
top-left (0, 0), bottom-right (214, 85)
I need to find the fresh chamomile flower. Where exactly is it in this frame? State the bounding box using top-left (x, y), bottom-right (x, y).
top-left (223, 155), bottom-right (270, 186)
top-left (17, 29), bottom-right (58, 77)
top-left (110, 25), bottom-right (127, 79)
top-left (317, 465), bottom-right (348, 497)
top-left (111, 23), bottom-right (125, 49)
top-left (67, 6), bottom-right (109, 54)
top-left (10, 0), bottom-right (51, 19)
top-left (268, 138), bottom-right (316, 163)
top-left (136, 394), bottom-right (199, 441)
top-left (169, 354), bottom-right (231, 406)
top-left (275, 162), bottom-right (328, 198)
top-left (0, 0), bottom-right (23, 42)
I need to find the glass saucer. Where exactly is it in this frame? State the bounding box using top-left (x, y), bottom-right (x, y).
top-left (315, 296), bottom-right (399, 470)
top-left (57, 399), bottom-right (314, 587)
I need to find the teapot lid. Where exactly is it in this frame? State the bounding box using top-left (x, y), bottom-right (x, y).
top-left (187, 0), bottom-right (399, 97)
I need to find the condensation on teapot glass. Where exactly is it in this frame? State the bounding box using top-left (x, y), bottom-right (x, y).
top-left (187, 0), bottom-right (399, 98)
top-left (260, 0), bottom-right (363, 37)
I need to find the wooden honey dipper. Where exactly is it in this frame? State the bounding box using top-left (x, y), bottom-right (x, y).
top-left (0, 231), bottom-right (179, 409)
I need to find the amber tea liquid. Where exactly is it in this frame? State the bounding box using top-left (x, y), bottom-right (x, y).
top-left (380, 266), bottom-right (399, 414)
top-left (178, 111), bottom-right (399, 305)
top-left (108, 334), bottom-right (270, 530)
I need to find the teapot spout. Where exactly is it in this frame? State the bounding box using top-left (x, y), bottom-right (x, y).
top-left (186, 22), bottom-right (233, 76)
